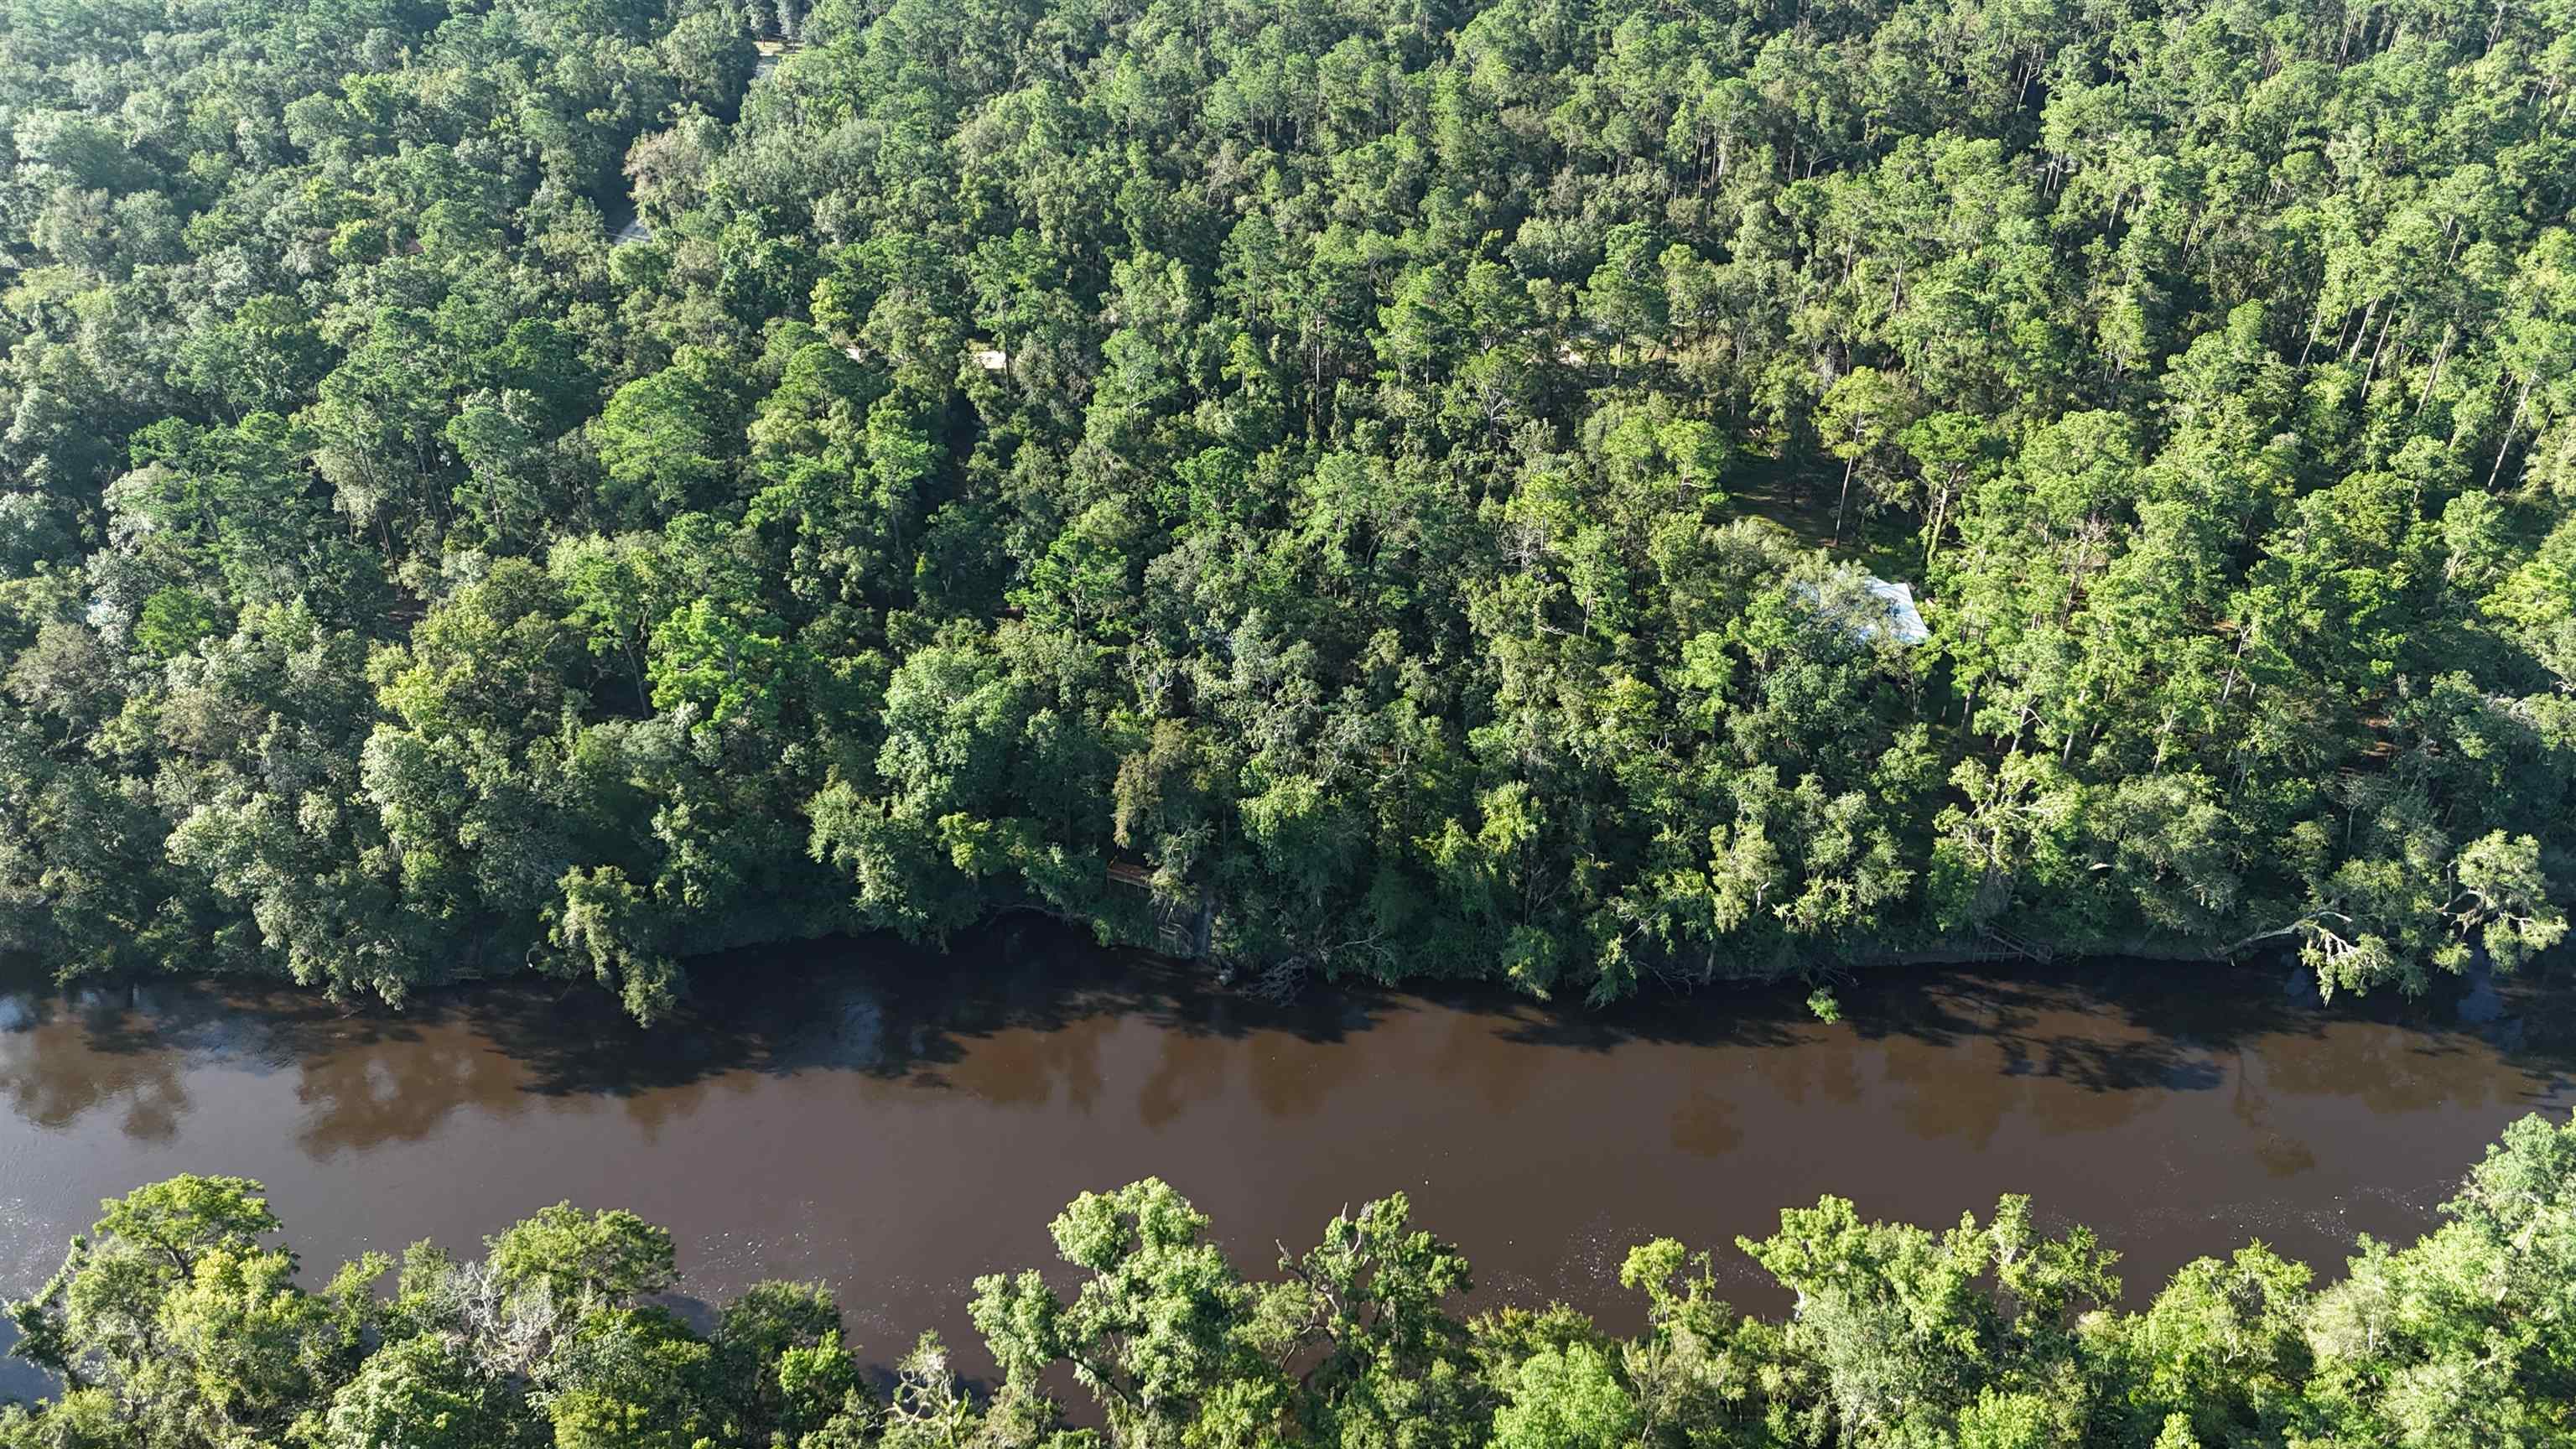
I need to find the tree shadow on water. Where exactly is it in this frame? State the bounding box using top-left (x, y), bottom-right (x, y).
top-left (1467, 948), bottom-right (2576, 1107)
top-left (8, 933), bottom-right (2568, 1144)
top-left (462, 918), bottom-right (1412, 1101)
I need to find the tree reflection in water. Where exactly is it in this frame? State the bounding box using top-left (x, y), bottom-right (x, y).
top-left (0, 930), bottom-right (2563, 1349)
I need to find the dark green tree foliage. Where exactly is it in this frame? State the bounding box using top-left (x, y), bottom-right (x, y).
top-left (0, 0), bottom-right (2570, 1015)
top-left (7, 1114), bottom-right (2575, 1446)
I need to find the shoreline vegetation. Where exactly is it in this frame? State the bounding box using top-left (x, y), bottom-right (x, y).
top-left (3, 0), bottom-right (2572, 1024)
top-left (6, 1113), bottom-right (2573, 1447)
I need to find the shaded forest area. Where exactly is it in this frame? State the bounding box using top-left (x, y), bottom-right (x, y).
top-left (0, 0), bottom-right (2570, 1019)
top-left (8, 1114), bottom-right (2576, 1446)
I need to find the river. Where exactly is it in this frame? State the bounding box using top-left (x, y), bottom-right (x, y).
top-left (0, 925), bottom-right (2568, 1399)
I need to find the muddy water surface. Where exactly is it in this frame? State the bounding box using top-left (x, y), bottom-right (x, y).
top-left (0, 928), bottom-right (2568, 1395)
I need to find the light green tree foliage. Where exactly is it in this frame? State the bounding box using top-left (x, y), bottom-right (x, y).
top-left (2098, 1247), bottom-right (2312, 1446)
top-left (1616, 1239), bottom-right (1812, 1445)
top-left (318, 1334), bottom-right (527, 1449)
top-left (2, 1176), bottom-right (376, 1446)
top-left (1278, 1195), bottom-right (1482, 1448)
top-left (2298, 1114), bottom-right (2576, 1447)
top-left (484, 1203), bottom-right (677, 1311)
top-left (1738, 1193), bottom-right (2116, 1445)
top-left (1, 1181), bottom-right (886, 1449)
top-left (1492, 1344), bottom-right (1639, 1449)
top-left (970, 1179), bottom-right (1295, 1448)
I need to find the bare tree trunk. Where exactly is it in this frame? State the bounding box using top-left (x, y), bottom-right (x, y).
top-left (2415, 324), bottom-right (2454, 418)
top-left (2340, 297), bottom-right (2377, 361)
top-left (2489, 377), bottom-right (2536, 490)
top-left (2360, 308), bottom-right (2403, 393)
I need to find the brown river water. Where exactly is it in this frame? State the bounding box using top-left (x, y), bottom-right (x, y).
top-left (0, 923), bottom-right (2569, 1399)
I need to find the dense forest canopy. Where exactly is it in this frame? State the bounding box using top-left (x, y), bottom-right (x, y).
top-left (5, 1113), bottom-right (2574, 1446)
top-left (0, 0), bottom-right (2570, 1018)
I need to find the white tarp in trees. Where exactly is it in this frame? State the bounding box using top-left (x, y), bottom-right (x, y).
top-left (1861, 576), bottom-right (1930, 645)
top-left (1795, 569), bottom-right (1931, 647)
